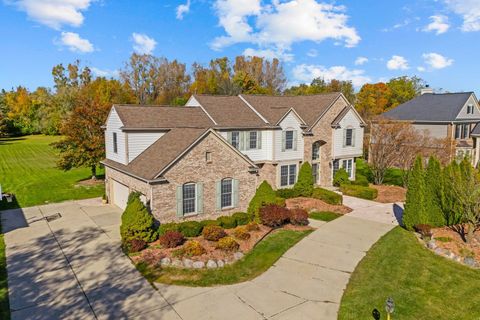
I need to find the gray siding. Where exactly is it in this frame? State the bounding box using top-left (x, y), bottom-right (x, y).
top-left (413, 124), bottom-right (448, 139)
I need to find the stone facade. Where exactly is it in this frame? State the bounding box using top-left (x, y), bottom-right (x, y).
top-left (105, 166), bottom-right (151, 205)
top-left (256, 162), bottom-right (277, 188)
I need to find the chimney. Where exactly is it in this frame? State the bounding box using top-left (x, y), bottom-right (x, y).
top-left (421, 84), bottom-right (434, 95)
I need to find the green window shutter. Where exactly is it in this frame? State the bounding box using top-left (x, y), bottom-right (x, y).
top-left (352, 129), bottom-right (356, 147)
top-left (196, 183), bottom-right (204, 214)
top-left (227, 132), bottom-right (232, 144)
top-left (257, 131), bottom-right (262, 149)
top-left (293, 130), bottom-right (298, 151)
top-left (232, 179), bottom-right (239, 207)
top-left (281, 131), bottom-right (286, 152)
top-left (216, 180), bottom-right (222, 210)
top-left (176, 186), bottom-right (183, 217)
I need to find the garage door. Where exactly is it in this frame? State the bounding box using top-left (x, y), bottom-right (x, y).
top-left (112, 180), bottom-right (129, 210)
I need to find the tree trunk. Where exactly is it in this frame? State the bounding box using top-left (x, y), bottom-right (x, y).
top-left (466, 223), bottom-right (475, 243)
top-left (91, 165), bottom-right (97, 180)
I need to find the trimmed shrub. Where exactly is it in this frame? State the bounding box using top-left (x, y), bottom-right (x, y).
top-left (232, 212), bottom-right (250, 226)
top-left (246, 222), bottom-right (260, 231)
top-left (177, 240), bottom-right (206, 257)
top-left (333, 168), bottom-right (350, 187)
top-left (259, 204), bottom-right (290, 227)
top-left (424, 156), bottom-right (446, 227)
top-left (200, 219), bottom-right (221, 228)
top-left (159, 231), bottom-right (185, 248)
top-left (275, 188), bottom-right (297, 199)
top-left (355, 159), bottom-right (374, 183)
top-left (293, 162), bottom-right (314, 197)
top-left (127, 191), bottom-right (142, 205)
top-left (178, 221), bottom-right (203, 237)
top-left (217, 216), bottom-right (237, 229)
top-left (125, 239), bottom-right (147, 253)
top-left (275, 197), bottom-right (286, 207)
top-left (216, 237), bottom-right (240, 252)
top-left (289, 209), bottom-right (309, 226)
top-left (158, 222), bottom-right (180, 236)
top-left (403, 156), bottom-right (427, 230)
top-left (311, 188), bottom-right (343, 205)
top-left (120, 193), bottom-right (157, 244)
top-left (247, 181), bottom-right (278, 221)
top-left (340, 184), bottom-right (378, 200)
top-left (352, 174), bottom-right (369, 187)
top-left (233, 226), bottom-right (251, 240)
top-left (202, 225), bottom-right (227, 241)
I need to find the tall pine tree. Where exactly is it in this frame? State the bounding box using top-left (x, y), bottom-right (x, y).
top-left (424, 156), bottom-right (446, 226)
top-left (403, 156), bottom-right (427, 230)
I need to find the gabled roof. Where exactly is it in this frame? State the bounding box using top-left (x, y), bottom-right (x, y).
top-left (331, 106), bottom-right (366, 127)
top-left (240, 93), bottom-right (342, 127)
top-left (383, 92), bottom-right (474, 122)
top-left (113, 105), bottom-right (213, 129)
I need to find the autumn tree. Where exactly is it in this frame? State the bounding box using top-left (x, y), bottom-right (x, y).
top-left (190, 57), bottom-right (238, 95)
top-left (355, 83), bottom-right (391, 120)
top-left (285, 78), bottom-right (355, 104)
top-left (53, 78), bottom-right (133, 179)
top-left (387, 76), bottom-right (424, 108)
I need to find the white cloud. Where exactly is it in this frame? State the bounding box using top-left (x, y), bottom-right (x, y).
top-left (307, 49), bottom-right (318, 57)
top-left (211, 0), bottom-right (360, 61)
top-left (58, 31), bottom-right (94, 53)
top-left (176, 0), bottom-right (190, 20)
top-left (91, 67), bottom-right (119, 78)
top-left (354, 56), bottom-right (368, 65)
top-left (417, 66), bottom-right (426, 72)
top-left (422, 52), bottom-right (454, 69)
top-left (132, 33), bottom-right (157, 55)
top-left (292, 64), bottom-right (371, 88)
top-left (386, 55), bottom-right (409, 70)
top-left (423, 15), bottom-right (450, 34)
top-left (7, 0), bottom-right (94, 29)
top-left (444, 0), bottom-right (480, 31)
top-left (243, 48), bottom-right (294, 61)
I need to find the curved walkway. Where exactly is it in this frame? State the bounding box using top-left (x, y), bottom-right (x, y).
top-left (1, 196), bottom-right (400, 320)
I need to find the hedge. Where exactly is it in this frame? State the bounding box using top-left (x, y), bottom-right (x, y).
top-left (340, 184), bottom-right (378, 200)
top-left (120, 193), bottom-right (157, 244)
top-left (311, 187), bottom-right (343, 205)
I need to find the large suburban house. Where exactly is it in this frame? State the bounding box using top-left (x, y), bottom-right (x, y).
top-left (383, 89), bottom-right (480, 166)
top-left (102, 93), bottom-right (365, 222)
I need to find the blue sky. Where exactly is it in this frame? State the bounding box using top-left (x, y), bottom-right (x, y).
top-left (1, 0), bottom-right (479, 94)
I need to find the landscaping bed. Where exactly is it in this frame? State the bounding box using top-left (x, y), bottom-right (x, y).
top-left (286, 197), bottom-right (352, 214)
top-left (370, 184), bottom-right (406, 203)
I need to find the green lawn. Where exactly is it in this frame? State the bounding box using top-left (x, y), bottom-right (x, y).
top-left (0, 135), bottom-right (104, 210)
top-left (339, 227), bottom-right (480, 320)
top-left (309, 211), bottom-right (342, 222)
top-left (137, 229), bottom-right (312, 286)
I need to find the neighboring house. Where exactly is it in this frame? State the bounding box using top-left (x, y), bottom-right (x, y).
top-left (102, 93), bottom-right (365, 222)
top-left (383, 89), bottom-right (480, 166)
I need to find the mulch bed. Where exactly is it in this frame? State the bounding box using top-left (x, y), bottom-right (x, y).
top-left (285, 197), bottom-right (352, 214)
top-left (431, 227), bottom-right (480, 264)
top-left (371, 184), bottom-right (406, 203)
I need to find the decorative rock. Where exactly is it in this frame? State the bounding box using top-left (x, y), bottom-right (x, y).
top-left (427, 240), bottom-right (437, 250)
top-left (206, 260), bottom-right (217, 269)
top-left (464, 257), bottom-right (476, 267)
top-left (182, 258), bottom-right (193, 268)
top-left (217, 260), bottom-right (225, 268)
top-left (193, 261), bottom-right (205, 269)
top-left (434, 247), bottom-right (445, 255)
top-left (172, 259), bottom-right (183, 268)
top-left (160, 257), bottom-right (171, 266)
top-left (233, 252), bottom-right (244, 261)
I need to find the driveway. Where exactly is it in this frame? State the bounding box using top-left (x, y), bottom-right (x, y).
top-left (1, 197), bottom-right (399, 320)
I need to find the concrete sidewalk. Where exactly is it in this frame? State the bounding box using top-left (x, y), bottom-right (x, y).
top-left (1, 196), bottom-right (399, 319)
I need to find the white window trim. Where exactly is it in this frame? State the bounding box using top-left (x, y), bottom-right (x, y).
top-left (220, 178), bottom-right (234, 209)
top-left (279, 162), bottom-right (298, 188)
top-left (332, 158), bottom-right (355, 180)
top-left (285, 130), bottom-right (294, 150)
top-left (182, 183), bottom-right (197, 216)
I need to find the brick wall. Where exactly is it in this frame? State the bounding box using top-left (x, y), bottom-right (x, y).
top-left (105, 167), bottom-right (151, 204)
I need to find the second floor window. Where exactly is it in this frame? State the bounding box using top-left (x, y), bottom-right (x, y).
top-left (285, 131), bottom-right (294, 150)
top-left (231, 131), bottom-right (239, 149)
top-left (344, 128), bottom-right (354, 147)
top-left (113, 132), bottom-right (118, 153)
top-left (312, 142), bottom-right (320, 160)
top-left (249, 131), bottom-right (258, 149)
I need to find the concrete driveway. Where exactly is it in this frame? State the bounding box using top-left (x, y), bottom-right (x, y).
top-left (1, 197), bottom-right (399, 320)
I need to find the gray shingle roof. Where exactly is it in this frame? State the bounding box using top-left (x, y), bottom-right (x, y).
top-left (383, 92), bottom-right (473, 122)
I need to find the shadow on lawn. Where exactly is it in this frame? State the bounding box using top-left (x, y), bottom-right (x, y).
top-left (393, 203), bottom-right (404, 226)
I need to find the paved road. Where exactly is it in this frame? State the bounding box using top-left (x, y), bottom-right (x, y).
top-left (1, 196), bottom-right (399, 320)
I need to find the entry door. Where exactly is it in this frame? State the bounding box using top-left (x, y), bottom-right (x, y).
top-left (112, 180), bottom-right (129, 210)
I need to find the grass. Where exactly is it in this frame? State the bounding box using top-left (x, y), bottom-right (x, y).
top-left (309, 211), bottom-right (342, 222)
top-left (137, 229), bottom-right (312, 286)
top-left (0, 220), bottom-right (9, 320)
top-left (0, 135), bottom-right (105, 210)
top-left (356, 158), bottom-right (405, 187)
top-left (339, 227), bottom-right (480, 320)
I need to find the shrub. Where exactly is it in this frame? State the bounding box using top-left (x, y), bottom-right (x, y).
top-left (355, 159), bottom-right (374, 183)
top-left (178, 221), bottom-right (203, 237)
top-left (125, 239), bottom-right (147, 253)
top-left (333, 168), bottom-right (350, 187)
top-left (403, 156), bottom-right (427, 230)
top-left (217, 216), bottom-right (237, 229)
top-left (246, 222), bottom-right (260, 231)
top-left (232, 212), bottom-right (250, 226)
top-left (158, 222), bottom-right (180, 236)
top-left (340, 184), bottom-right (378, 200)
top-left (275, 188), bottom-right (297, 199)
top-left (202, 225), bottom-right (227, 241)
top-left (311, 188), bottom-right (343, 205)
top-left (177, 240), bottom-right (206, 257)
top-left (127, 191), bottom-right (142, 205)
top-left (200, 219), bottom-right (221, 228)
top-left (216, 236), bottom-right (240, 252)
top-left (120, 193), bottom-right (157, 244)
top-left (293, 162), bottom-right (314, 197)
top-left (159, 231), bottom-right (185, 248)
top-left (289, 209), bottom-right (309, 226)
top-left (414, 224), bottom-right (432, 239)
top-left (233, 226), bottom-right (251, 240)
top-left (352, 174), bottom-right (369, 187)
top-left (275, 197), bottom-right (286, 207)
top-left (424, 156), bottom-right (446, 227)
top-left (259, 204), bottom-right (290, 227)
top-left (247, 181), bottom-right (278, 221)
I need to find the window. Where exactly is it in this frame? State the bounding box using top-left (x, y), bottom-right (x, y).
top-left (332, 160), bottom-right (340, 176)
top-left (221, 179), bottom-right (233, 208)
top-left (113, 132), bottom-right (118, 153)
top-left (249, 131), bottom-right (257, 149)
top-left (344, 128), bottom-right (354, 147)
top-left (463, 124), bottom-right (470, 139)
top-left (285, 131), bottom-right (294, 150)
top-left (231, 131), bottom-right (239, 149)
top-left (342, 159), bottom-right (353, 178)
top-left (455, 125), bottom-right (461, 139)
top-left (205, 152), bottom-right (212, 163)
top-left (312, 163), bottom-right (319, 184)
top-left (280, 164), bottom-right (297, 187)
top-left (312, 142), bottom-right (320, 160)
top-left (456, 124), bottom-right (471, 139)
top-left (467, 105), bottom-right (474, 114)
top-left (182, 183), bottom-right (196, 215)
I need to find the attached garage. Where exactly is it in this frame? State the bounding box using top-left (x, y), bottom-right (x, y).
top-left (112, 180), bottom-right (129, 210)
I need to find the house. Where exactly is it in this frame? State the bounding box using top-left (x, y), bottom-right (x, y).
top-left (102, 93), bottom-right (365, 222)
top-left (383, 88), bottom-right (480, 166)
